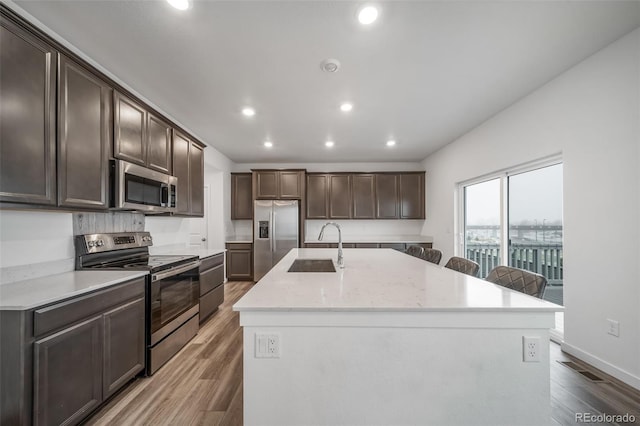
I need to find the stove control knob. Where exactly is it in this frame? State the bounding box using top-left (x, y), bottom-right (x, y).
top-left (88, 241), bottom-right (95, 248)
top-left (97, 240), bottom-right (104, 247)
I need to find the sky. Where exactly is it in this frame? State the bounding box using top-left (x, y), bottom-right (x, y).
top-left (465, 163), bottom-right (563, 225)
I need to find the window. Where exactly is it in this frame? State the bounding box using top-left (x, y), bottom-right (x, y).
top-left (460, 160), bottom-right (564, 307)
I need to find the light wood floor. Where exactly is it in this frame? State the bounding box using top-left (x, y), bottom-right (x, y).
top-left (86, 281), bottom-right (640, 426)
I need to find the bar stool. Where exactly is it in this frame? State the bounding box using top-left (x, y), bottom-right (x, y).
top-left (444, 256), bottom-right (480, 277)
top-left (420, 248), bottom-right (443, 265)
top-left (485, 265), bottom-right (547, 298)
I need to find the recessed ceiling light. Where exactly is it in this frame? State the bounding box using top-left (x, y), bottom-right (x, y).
top-left (242, 107), bottom-right (256, 117)
top-left (340, 103), bottom-right (353, 112)
top-left (358, 6), bottom-right (378, 25)
top-left (386, 140), bottom-right (396, 147)
top-left (264, 141), bottom-right (273, 148)
top-left (167, 0), bottom-right (191, 11)
top-left (325, 141), bottom-right (335, 148)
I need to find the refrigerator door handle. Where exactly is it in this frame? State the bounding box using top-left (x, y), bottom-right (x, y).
top-left (272, 211), bottom-right (276, 252)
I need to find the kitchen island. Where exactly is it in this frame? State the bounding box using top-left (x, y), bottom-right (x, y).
top-left (233, 248), bottom-right (562, 426)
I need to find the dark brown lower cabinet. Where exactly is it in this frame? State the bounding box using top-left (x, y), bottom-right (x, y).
top-left (103, 298), bottom-right (145, 398)
top-left (355, 243), bottom-right (379, 248)
top-left (199, 253), bottom-right (225, 322)
top-left (226, 243), bottom-right (253, 281)
top-left (0, 277), bottom-right (145, 426)
top-left (379, 243), bottom-right (406, 251)
top-left (34, 316), bottom-right (103, 426)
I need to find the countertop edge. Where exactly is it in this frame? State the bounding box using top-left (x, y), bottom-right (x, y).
top-left (0, 270), bottom-right (149, 311)
top-left (232, 306), bottom-right (563, 313)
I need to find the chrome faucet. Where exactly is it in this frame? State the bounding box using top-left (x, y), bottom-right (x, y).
top-left (318, 222), bottom-right (344, 269)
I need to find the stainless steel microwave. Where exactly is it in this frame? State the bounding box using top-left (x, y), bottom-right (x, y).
top-left (111, 160), bottom-right (177, 213)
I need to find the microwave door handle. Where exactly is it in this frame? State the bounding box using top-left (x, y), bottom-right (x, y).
top-left (161, 184), bottom-right (169, 207)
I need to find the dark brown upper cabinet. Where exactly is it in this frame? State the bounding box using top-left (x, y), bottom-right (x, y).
top-left (173, 131), bottom-right (190, 215)
top-left (305, 172), bottom-right (425, 220)
top-left (190, 143), bottom-right (204, 216)
top-left (173, 130), bottom-right (204, 217)
top-left (306, 174), bottom-right (329, 219)
top-left (352, 174), bottom-right (376, 219)
top-left (329, 174), bottom-right (351, 219)
top-left (57, 55), bottom-right (112, 209)
top-left (255, 171), bottom-right (278, 199)
top-left (146, 113), bottom-right (172, 174)
top-left (399, 173), bottom-right (425, 219)
top-left (375, 174), bottom-right (400, 219)
top-left (114, 91), bottom-right (146, 166)
top-left (279, 171), bottom-right (304, 199)
top-left (231, 173), bottom-right (253, 220)
top-left (254, 170), bottom-right (304, 199)
top-left (0, 16), bottom-right (57, 206)
top-left (114, 91), bottom-right (172, 174)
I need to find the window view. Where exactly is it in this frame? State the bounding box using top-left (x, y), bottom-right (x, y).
top-left (508, 164), bottom-right (563, 305)
top-left (463, 163), bottom-right (564, 306)
top-left (464, 178), bottom-right (501, 279)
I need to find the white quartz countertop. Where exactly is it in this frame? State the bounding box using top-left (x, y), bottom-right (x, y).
top-left (0, 270), bottom-right (149, 310)
top-left (149, 245), bottom-right (226, 258)
top-left (233, 248), bottom-right (563, 313)
top-left (303, 234), bottom-right (433, 244)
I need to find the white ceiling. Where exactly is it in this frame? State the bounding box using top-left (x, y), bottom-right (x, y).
top-left (12, 1), bottom-right (640, 164)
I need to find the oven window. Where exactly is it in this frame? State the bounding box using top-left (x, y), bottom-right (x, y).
top-left (150, 270), bottom-right (199, 335)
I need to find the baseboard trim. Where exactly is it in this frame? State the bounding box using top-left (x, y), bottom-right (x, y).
top-left (561, 342), bottom-right (640, 391)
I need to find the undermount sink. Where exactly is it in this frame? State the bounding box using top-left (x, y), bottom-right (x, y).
top-left (288, 259), bottom-right (336, 273)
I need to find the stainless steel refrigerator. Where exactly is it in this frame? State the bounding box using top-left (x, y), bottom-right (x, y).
top-left (253, 200), bottom-right (299, 281)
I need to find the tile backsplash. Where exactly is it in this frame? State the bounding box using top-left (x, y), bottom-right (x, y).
top-left (73, 212), bottom-right (145, 235)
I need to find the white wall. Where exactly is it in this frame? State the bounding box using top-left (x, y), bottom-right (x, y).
top-left (0, 210), bottom-right (74, 268)
top-left (305, 220), bottom-right (424, 242)
top-left (204, 146), bottom-right (234, 247)
top-left (420, 29), bottom-right (640, 388)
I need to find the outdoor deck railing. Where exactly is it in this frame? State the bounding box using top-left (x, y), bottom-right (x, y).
top-left (466, 243), bottom-right (563, 285)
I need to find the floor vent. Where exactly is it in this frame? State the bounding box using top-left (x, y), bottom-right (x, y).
top-left (558, 361), bottom-right (607, 383)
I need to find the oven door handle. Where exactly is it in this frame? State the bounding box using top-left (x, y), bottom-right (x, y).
top-left (152, 260), bottom-right (200, 281)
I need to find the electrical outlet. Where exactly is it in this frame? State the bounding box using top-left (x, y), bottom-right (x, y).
top-left (607, 319), bottom-right (620, 337)
top-left (267, 334), bottom-right (280, 357)
top-left (523, 336), bottom-right (540, 362)
top-left (255, 333), bottom-right (280, 358)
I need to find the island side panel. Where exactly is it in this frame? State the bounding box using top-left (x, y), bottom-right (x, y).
top-left (241, 315), bottom-right (553, 426)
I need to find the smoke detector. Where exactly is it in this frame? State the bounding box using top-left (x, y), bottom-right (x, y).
top-left (320, 59), bottom-right (341, 73)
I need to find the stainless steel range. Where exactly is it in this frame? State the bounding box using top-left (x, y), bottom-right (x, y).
top-left (75, 232), bottom-right (200, 375)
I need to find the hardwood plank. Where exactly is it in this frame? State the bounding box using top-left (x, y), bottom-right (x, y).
top-left (219, 383), bottom-right (243, 426)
